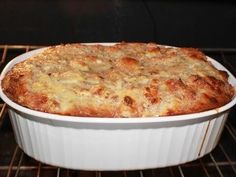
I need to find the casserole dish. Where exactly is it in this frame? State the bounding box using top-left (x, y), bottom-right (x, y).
top-left (0, 43), bottom-right (236, 171)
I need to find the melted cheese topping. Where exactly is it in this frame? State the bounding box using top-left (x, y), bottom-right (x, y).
top-left (2, 43), bottom-right (235, 117)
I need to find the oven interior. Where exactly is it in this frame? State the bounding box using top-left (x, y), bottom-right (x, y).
top-left (0, 1), bottom-right (236, 177)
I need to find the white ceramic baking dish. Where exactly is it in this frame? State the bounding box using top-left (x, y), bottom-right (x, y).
top-left (0, 44), bottom-right (236, 171)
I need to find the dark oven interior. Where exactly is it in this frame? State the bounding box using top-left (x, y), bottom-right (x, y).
top-left (0, 1), bottom-right (236, 177)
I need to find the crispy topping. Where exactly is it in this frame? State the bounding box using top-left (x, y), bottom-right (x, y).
top-left (124, 96), bottom-right (134, 107)
top-left (2, 43), bottom-right (234, 117)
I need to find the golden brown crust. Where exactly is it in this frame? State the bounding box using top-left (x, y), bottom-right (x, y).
top-left (2, 43), bottom-right (235, 117)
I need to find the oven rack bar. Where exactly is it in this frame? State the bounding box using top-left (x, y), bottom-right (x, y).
top-left (1, 44), bottom-right (236, 50)
top-left (1, 45), bottom-right (236, 77)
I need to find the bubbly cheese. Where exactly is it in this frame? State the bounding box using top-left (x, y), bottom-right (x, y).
top-left (2, 43), bottom-right (235, 117)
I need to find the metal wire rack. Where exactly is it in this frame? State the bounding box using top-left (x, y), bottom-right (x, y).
top-left (0, 45), bottom-right (236, 177)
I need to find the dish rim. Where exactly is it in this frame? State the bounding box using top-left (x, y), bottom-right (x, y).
top-left (1, 43), bottom-right (236, 124)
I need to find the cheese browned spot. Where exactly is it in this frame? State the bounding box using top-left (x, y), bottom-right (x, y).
top-left (1, 43), bottom-right (235, 117)
top-left (124, 96), bottom-right (134, 107)
top-left (144, 79), bottom-right (160, 104)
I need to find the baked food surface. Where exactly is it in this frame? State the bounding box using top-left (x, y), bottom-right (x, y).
top-left (1, 43), bottom-right (235, 117)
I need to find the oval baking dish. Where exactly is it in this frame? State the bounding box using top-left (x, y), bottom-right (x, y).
top-left (0, 44), bottom-right (236, 171)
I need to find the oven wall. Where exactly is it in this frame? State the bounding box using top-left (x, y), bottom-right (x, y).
top-left (0, 0), bottom-right (235, 48)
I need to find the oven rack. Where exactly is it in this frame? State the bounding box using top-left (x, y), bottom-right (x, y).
top-left (0, 45), bottom-right (236, 177)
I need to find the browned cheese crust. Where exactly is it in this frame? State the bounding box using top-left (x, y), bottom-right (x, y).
top-left (1, 43), bottom-right (235, 117)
